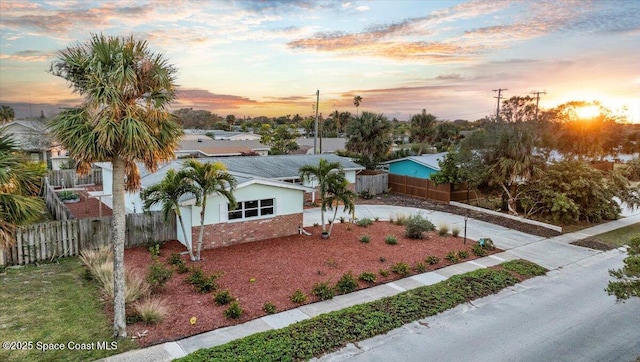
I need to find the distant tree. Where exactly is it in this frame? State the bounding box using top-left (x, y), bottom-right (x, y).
top-left (182, 160), bottom-right (237, 261)
top-left (141, 169), bottom-right (200, 261)
top-left (174, 108), bottom-right (217, 129)
top-left (259, 124), bottom-right (299, 155)
top-left (345, 112), bottom-right (393, 169)
top-left (48, 34), bottom-right (182, 338)
top-left (499, 96), bottom-right (537, 123)
top-left (410, 110), bottom-right (437, 155)
top-left (300, 117), bottom-right (315, 138)
top-left (213, 121), bottom-right (230, 131)
top-left (0, 105), bottom-right (15, 123)
top-left (225, 114), bottom-right (236, 129)
top-left (353, 96), bottom-right (362, 117)
top-left (607, 235), bottom-right (640, 301)
top-left (432, 122), bottom-right (460, 151)
top-left (299, 158), bottom-right (343, 235)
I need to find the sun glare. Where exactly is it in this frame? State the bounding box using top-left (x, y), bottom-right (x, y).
top-left (575, 105), bottom-right (600, 119)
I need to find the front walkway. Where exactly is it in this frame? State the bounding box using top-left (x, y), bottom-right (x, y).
top-left (101, 205), bottom-right (640, 362)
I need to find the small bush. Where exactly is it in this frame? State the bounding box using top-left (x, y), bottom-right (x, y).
top-left (356, 218), bottom-right (373, 227)
top-left (58, 190), bottom-right (79, 201)
top-left (359, 190), bottom-right (373, 199)
top-left (472, 244), bottom-right (487, 257)
top-left (445, 251), bottom-right (459, 263)
top-left (134, 298), bottom-right (169, 325)
top-left (223, 301), bottom-right (244, 319)
top-left (384, 235), bottom-right (398, 245)
top-left (168, 252), bottom-right (183, 265)
top-left (379, 269), bottom-right (390, 277)
top-left (359, 235), bottom-right (371, 243)
top-left (187, 267), bottom-right (220, 293)
top-left (391, 262), bottom-right (410, 276)
top-left (451, 226), bottom-right (461, 237)
top-left (214, 290), bottom-right (234, 305)
top-left (146, 260), bottom-right (173, 291)
top-left (290, 289), bottom-right (307, 304)
top-left (405, 213), bottom-right (435, 239)
top-left (358, 271), bottom-right (377, 284)
top-left (335, 272), bottom-right (358, 294)
top-left (426, 255), bottom-right (440, 265)
top-left (393, 213), bottom-right (410, 226)
top-left (458, 250), bottom-right (469, 259)
top-left (438, 224), bottom-right (449, 236)
top-left (312, 282), bottom-right (335, 300)
top-left (414, 262), bottom-right (427, 273)
top-left (263, 302), bottom-right (277, 314)
top-left (148, 244), bottom-right (161, 259)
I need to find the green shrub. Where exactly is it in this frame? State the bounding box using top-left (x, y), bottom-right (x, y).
top-left (335, 272), bottom-right (358, 294)
top-left (58, 190), bottom-right (79, 201)
top-left (414, 262), bottom-right (427, 273)
top-left (146, 260), bottom-right (173, 291)
top-left (223, 301), bottom-right (244, 319)
top-left (358, 271), bottom-right (377, 284)
top-left (134, 297), bottom-right (169, 325)
top-left (445, 251), bottom-right (459, 263)
top-left (438, 224), bottom-right (449, 236)
top-left (312, 282), bottom-right (335, 300)
top-left (393, 213), bottom-right (410, 226)
top-left (148, 244), bottom-right (161, 259)
top-left (472, 244), bottom-right (487, 257)
top-left (263, 302), bottom-right (277, 314)
top-left (187, 267), bottom-right (219, 293)
top-left (451, 226), bottom-right (461, 237)
top-left (356, 218), bottom-right (373, 227)
top-left (458, 250), bottom-right (469, 259)
top-left (379, 269), bottom-right (390, 277)
top-left (359, 235), bottom-right (371, 243)
top-left (168, 252), bottom-right (183, 265)
top-left (405, 213), bottom-right (435, 239)
top-left (214, 290), bottom-right (234, 305)
top-left (501, 259), bottom-right (547, 277)
top-left (391, 262), bottom-right (410, 276)
top-left (384, 235), bottom-right (398, 245)
top-left (426, 255), bottom-right (440, 265)
top-left (290, 289), bottom-right (307, 304)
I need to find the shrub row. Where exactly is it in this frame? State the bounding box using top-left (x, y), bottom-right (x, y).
top-left (176, 259), bottom-right (546, 362)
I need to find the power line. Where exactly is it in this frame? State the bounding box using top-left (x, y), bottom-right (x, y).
top-left (531, 90), bottom-right (547, 121)
top-left (492, 88), bottom-right (507, 121)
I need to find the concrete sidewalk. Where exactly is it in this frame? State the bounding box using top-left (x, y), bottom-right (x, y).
top-left (100, 206), bottom-right (640, 362)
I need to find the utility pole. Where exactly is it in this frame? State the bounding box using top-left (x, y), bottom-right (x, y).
top-left (530, 90), bottom-right (546, 121)
top-left (314, 90), bottom-right (319, 154)
top-left (492, 88), bottom-right (507, 121)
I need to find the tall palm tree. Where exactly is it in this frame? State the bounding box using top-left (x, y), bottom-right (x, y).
top-left (141, 168), bottom-right (199, 261)
top-left (182, 159), bottom-right (237, 261)
top-left (410, 110), bottom-right (437, 155)
top-left (345, 111), bottom-right (393, 169)
top-left (0, 131), bottom-right (46, 250)
top-left (299, 158), bottom-right (343, 235)
top-left (353, 96), bottom-right (362, 117)
top-left (323, 176), bottom-right (356, 237)
top-left (48, 34), bottom-right (183, 338)
top-left (0, 105), bottom-right (15, 124)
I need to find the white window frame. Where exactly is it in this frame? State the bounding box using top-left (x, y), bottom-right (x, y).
top-left (228, 198), bottom-right (275, 222)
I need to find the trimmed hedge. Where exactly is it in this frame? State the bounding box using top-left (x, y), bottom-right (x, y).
top-left (176, 260), bottom-right (546, 362)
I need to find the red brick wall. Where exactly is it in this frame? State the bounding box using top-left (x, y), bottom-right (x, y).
top-left (191, 213), bottom-right (303, 249)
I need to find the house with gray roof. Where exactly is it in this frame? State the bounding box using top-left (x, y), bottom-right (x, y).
top-left (0, 119), bottom-right (68, 168)
top-left (381, 152), bottom-right (448, 179)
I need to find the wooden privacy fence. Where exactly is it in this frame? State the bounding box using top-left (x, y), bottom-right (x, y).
top-left (47, 168), bottom-right (103, 188)
top-left (42, 182), bottom-right (72, 220)
top-left (356, 170), bottom-right (388, 195)
top-left (2, 211), bottom-right (176, 266)
top-left (387, 174), bottom-right (474, 203)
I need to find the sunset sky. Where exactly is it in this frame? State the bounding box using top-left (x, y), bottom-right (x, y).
top-left (1, 0), bottom-right (639, 122)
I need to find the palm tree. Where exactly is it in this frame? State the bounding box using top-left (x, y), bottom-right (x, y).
top-left (48, 34), bottom-right (183, 338)
top-left (141, 168), bottom-right (199, 261)
top-left (410, 110), bottom-right (437, 155)
top-left (353, 96), bottom-right (362, 117)
top-left (0, 131), bottom-right (46, 251)
top-left (323, 176), bottom-right (356, 237)
top-left (299, 158), bottom-right (343, 235)
top-left (182, 159), bottom-right (237, 261)
top-left (345, 111), bottom-right (393, 169)
top-left (0, 105), bottom-right (15, 124)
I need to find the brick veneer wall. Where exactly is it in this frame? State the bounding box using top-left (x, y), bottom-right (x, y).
top-left (191, 213), bottom-right (303, 249)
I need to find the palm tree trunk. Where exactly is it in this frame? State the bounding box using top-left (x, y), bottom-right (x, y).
top-left (176, 209), bottom-right (195, 261)
top-left (111, 157), bottom-right (127, 338)
top-left (196, 199), bottom-right (207, 261)
top-left (328, 204), bottom-right (339, 236)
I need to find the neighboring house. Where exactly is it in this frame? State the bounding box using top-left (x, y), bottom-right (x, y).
top-left (183, 129), bottom-right (261, 141)
top-left (296, 137), bottom-right (346, 154)
top-left (95, 154), bottom-right (364, 250)
top-left (382, 152), bottom-right (448, 179)
top-left (0, 119), bottom-right (67, 168)
top-left (176, 135), bottom-right (270, 157)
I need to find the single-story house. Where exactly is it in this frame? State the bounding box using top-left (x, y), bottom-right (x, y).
top-left (176, 135), bottom-right (270, 157)
top-left (382, 152), bottom-right (448, 179)
top-left (96, 154), bottom-right (364, 250)
top-left (0, 119), bottom-right (68, 168)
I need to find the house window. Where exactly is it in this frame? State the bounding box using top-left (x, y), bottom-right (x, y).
top-left (228, 198), bottom-right (275, 220)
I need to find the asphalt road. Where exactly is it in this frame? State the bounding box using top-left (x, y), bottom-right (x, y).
top-left (318, 249), bottom-right (640, 362)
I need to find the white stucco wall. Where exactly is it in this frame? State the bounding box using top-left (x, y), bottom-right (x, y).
top-left (188, 183), bottom-right (304, 227)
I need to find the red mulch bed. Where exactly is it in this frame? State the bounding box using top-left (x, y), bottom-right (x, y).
top-left (119, 222), bottom-right (500, 346)
top-left (56, 186), bottom-right (113, 218)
